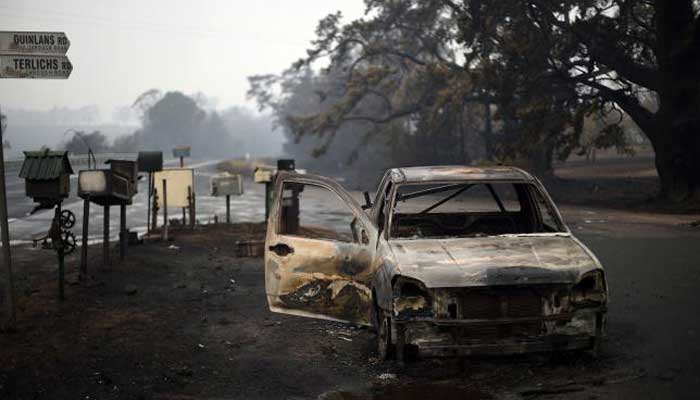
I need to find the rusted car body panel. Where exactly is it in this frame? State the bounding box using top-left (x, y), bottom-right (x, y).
top-left (265, 173), bottom-right (378, 325)
top-left (387, 234), bottom-right (595, 287)
top-left (265, 166), bottom-right (608, 357)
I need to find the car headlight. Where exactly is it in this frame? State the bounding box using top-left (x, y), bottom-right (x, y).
top-left (571, 270), bottom-right (607, 306)
top-left (392, 277), bottom-right (433, 319)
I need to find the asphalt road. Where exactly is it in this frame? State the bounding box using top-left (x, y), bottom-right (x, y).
top-left (3, 159), bottom-right (267, 244)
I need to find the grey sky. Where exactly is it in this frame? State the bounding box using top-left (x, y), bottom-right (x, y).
top-left (0, 0), bottom-right (364, 122)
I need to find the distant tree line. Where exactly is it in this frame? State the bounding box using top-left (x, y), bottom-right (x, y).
top-left (62, 90), bottom-right (280, 159)
top-left (249, 0), bottom-right (700, 202)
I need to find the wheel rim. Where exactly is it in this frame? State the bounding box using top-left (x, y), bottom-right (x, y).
top-left (62, 231), bottom-right (76, 254)
top-left (61, 210), bottom-right (76, 229)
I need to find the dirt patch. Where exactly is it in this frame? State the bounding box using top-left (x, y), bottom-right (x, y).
top-left (549, 157), bottom-right (700, 215)
top-left (0, 220), bottom-right (684, 399)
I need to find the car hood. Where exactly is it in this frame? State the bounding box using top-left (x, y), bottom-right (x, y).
top-left (388, 234), bottom-right (599, 288)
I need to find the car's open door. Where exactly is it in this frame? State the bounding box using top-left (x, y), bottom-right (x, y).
top-left (264, 172), bottom-right (377, 325)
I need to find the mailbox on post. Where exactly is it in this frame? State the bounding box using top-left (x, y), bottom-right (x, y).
top-left (137, 151), bottom-right (163, 234)
top-left (254, 159), bottom-right (297, 222)
top-left (254, 167), bottom-right (274, 220)
top-left (106, 159), bottom-right (138, 194)
top-left (137, 151), bottom-right (163, 173)
top-left (211, 174), bottom-right (243, 197)
top-left (172, 146), bottom-right (191, 159)
top-left (211, 173), bottom-right (243, 224)
top-left (19, 150), bottom-right (73, 208)
top-left (78, 159), bottom-right (138, 205)
top-left (78, 158), bottom-right (139, 271)
top-left (18, 149), bottom-right (76, 300)
top-left (172, 146), bottom-right (191, 169)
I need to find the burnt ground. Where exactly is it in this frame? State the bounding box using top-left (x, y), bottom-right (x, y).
top-left (2, 157), bottom-right (700, 399)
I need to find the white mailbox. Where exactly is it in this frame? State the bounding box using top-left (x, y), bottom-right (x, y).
top-left (153, 168), bottom-right (195, 208)
top-left (254, 168), bottom-right (274, 183)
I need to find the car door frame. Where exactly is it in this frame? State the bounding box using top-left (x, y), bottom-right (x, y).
top-left (264, 171), bottom-right (379, 325)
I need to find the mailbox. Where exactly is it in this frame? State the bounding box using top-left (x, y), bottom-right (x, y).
top-left (78, 159), bottom-right (138, 206)
top-left (18, 150), bottom-right (73, 206)
top-left (211, 174), bottom-right (243, 196)
top-left (153, 169), bottom-right (195, 208)
top-left (254, 167), bottom-right (273, 183)
top-left (277, 159), bottom-right (295, 171)
top-left (106, 159), bottom-right (138, 195)
top-left (137, 151), bottom-right (163, 173)
top-left (78, 170), bottom-right (131, 205)
top-left (172, 146), bottom-right (191, 158)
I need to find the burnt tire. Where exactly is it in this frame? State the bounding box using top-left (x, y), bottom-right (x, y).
top-left (588, 336), bottom-right (602, 359)
top-left (376, 308), bottom-right (394, 361)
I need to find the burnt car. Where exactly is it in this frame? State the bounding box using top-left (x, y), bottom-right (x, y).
top-left (264, 166), bottom-right (607, 360)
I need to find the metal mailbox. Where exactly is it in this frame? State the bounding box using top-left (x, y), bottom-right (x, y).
top-left (277, 159), bottom-right (295, 171)
top-left (106, 159), bottom-right (138, 195)
top-left (18, 150), bottom-right (73, 206)
top-left (172, 146), bottom-right (191, 159)
top-left (211, 174), bottom-right (243, 197)
top-left (254, 167), bottom-right (274, 183)
top-left (78, 170), bottom-right (131, 205)
top-left (78, 159), bottom-right (138, 205)
top-left (153, 168), bottom-right (194, 208)
top-left (137, 151), bottom-right (163, 173)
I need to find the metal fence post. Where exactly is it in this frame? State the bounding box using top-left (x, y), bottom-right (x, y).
top-left (162, 179), bottom-right (168, 241)
top-left (146, 172), bottom-right (152, 235)
top-left (55, 204), bottom-right (65, 301)
top-left (188, 185), bottom-right (195, 228)
top-left (103, 205), bottom-right (110, 266)
top-left (226, 194), bottom-right (231, 224)
top-left (119, 204), bottom-right (126, 260)
top-left (80, 197), bottom-right (89, 281)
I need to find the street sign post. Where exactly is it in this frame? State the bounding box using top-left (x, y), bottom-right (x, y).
top-left (172, 146), bottom-right (191, 223)
top-left (0, 31), bottom-right (72, 327)
top-left (0, 31), bottom-right (70, 55)
top-left (0, 107), bottom-right (15, 329)
top-left (0, 54), bottom-right (72, 79)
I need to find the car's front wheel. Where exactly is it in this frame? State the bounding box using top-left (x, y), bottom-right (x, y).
top-left (376, 308), bottom-right (393, 360)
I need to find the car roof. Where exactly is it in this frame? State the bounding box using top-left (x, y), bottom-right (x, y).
top-left (388, 165), bottom-right (535, 183)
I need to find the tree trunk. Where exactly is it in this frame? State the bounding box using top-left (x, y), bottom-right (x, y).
top-left (652, 0), bottom-right (700, 201)
top-left (529, 136), bottom-right (555, 179)
top-left (482, 100), bottom-right (494, 160)
top-left (647, 110), bottom-right (700, 201)
top-left (459, 105), bottom-right (467, 164)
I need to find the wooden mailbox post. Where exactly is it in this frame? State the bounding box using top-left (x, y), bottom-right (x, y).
top-left (18, 150), bottom-right (75, 299)
top-left (78, 158), bottom-right (138, 271)
top-left (136, 151), bottom-right (163, 234)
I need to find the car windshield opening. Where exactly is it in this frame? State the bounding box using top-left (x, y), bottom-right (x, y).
top-left (390, 181), bottom-right (565, 239)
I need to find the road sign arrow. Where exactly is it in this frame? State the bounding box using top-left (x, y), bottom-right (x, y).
top-left (0, 54), bottom-right (72, 79)
top-left (0, 31), bottom-right (70, 55)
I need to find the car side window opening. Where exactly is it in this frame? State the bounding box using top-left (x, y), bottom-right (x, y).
top-left (390, 182), bottom-right (564, 239)
top-left (278, 182), bottom-right (359, 243)
top-left (529, 185), bottom-right (564, 232)
top-left (376, 182), bottom-right (392, 234)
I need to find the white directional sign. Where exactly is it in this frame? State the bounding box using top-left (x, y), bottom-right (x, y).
top-left (0, 31), bottom-right (72, 79)
top-left (0, 31), bottom-right (73, 321)
top-left (0, 31), bottom-right (70, 55)
top-left (0, 54), bottom-right (72, 79)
